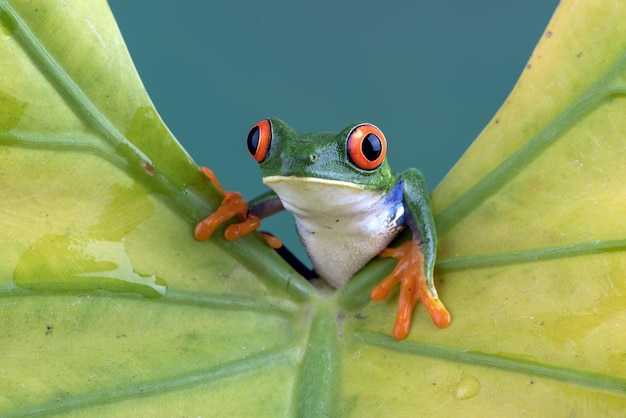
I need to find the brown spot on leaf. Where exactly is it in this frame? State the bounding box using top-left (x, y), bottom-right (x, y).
top-left (141, 160), bottom-right (155, 176)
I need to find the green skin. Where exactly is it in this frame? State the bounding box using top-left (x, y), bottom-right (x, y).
top-left (248, 117), bottom-right (438, 294)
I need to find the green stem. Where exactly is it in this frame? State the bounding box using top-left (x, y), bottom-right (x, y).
top-left (293, 304), bottom-right (339, 417)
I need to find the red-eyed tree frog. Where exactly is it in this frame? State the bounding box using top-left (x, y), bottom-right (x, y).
top-left (194, 118), bottom-right (450, 339)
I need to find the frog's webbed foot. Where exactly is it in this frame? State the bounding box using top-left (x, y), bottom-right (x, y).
top-left (194, 167), bottom-right (261, 242)
top-left (371, 239), bottom-right (451, 340)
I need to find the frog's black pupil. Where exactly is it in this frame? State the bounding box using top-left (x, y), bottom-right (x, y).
top-left (362, 133), bottom-right (382, 161)
top-left (247, 126), bottom-right (260, 155)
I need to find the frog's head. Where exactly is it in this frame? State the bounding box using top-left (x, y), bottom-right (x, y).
top-left (246, 117), bottom-right (394, 192)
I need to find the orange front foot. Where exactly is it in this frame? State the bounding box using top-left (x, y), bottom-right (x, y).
top-left (194, 167), bottom-right (260, 242)
top-left (371, 239), bottom-right (450, 340)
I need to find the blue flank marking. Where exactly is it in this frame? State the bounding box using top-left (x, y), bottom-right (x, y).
top-left (381, 180), bottom-right (405, 234)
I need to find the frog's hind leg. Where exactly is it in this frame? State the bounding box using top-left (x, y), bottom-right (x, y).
top-left (260, 232), bottom-right (318, 280)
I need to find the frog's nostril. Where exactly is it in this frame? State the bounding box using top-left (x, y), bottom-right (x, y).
top-left (309, 154), bottom-right (318, 163)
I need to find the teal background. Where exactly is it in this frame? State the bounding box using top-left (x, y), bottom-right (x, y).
top-left (107, 1), bottom-right (558, 259)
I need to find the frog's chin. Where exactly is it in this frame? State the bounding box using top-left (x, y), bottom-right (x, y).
top-left (263, 175), bottom-right (364, 190)
top-left (262, 175), bottom-right (378, 214)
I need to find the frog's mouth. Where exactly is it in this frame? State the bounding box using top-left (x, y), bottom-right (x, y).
top-left (263, 175), bottom-right (383, 216)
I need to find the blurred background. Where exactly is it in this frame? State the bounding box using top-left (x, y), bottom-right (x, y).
top-left (107, 1), bottom-right (558, 262)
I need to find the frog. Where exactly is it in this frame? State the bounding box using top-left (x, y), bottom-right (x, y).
top-left (194, 118), bottom-right (450, 340)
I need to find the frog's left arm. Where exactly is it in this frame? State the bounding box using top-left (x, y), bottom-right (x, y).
top-left (371, 167), bottom-right (449, 339)
top-left (248, 190), bottom-right (285, 220)
top-left (400, 167), bottom-right (437, 291)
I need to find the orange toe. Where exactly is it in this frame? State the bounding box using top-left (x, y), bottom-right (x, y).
top-left (372, 239), bottom-right (450, 340)
top-left (194, 167), bottom-right (260, 242)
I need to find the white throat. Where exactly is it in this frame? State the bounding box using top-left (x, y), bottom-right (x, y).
top-left (263, 176), bottom-right (404, 287)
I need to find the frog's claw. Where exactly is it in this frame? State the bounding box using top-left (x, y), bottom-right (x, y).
top-left (371, 239), bottom-right (450, 340)
top-left (194, 167), bottom-right (261, 242)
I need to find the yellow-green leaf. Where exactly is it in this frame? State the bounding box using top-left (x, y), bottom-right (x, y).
top-left (1, 0), bottom-right (625, 416)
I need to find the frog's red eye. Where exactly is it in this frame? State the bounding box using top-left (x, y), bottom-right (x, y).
top-left (346, 123), bottom-right (387, 171)
top-left (247, 119), bottom-right (272, 163)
